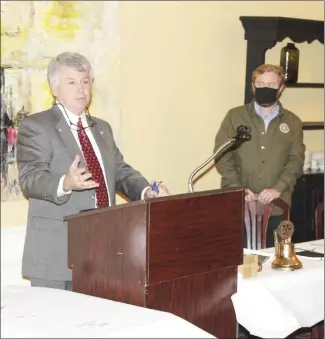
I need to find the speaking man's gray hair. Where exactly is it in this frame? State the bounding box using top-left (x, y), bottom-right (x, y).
top-left (47, 52), bottom-right (94, 86)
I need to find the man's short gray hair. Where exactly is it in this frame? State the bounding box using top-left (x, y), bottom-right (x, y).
top-left (47, 52), bottom-right (94, 85)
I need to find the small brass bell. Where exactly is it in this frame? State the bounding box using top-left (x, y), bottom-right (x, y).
top-left (271, 221), bottom-right (303, 271)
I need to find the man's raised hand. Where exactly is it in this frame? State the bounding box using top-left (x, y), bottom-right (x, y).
top-left (63, 155), bottom-right (99, 192)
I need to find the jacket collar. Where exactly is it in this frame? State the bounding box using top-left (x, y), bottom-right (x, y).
top-left (248, 100), bottom-right (285, 117)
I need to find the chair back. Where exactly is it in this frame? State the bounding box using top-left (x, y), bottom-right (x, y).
top-left (245, 195), bottom-right (290, 249)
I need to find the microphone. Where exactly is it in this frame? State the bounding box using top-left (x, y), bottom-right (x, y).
top-left (234, 125), bottom-right (251, 142)
top-left (188, 125), bottom-right (251, 193)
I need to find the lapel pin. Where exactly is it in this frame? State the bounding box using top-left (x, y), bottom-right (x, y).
top-left (59, 128), bottom-right (62, 132)
top-left (100, 131), bottom-right (104, 135)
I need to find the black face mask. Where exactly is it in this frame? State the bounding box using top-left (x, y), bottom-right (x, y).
top-left (254, 87), bottom-right (278, 107)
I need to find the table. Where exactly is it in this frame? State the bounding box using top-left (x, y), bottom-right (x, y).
top-left (232, 240), bottom-right (324, 338)
top-left (1, 286), bottom-right (216, 338)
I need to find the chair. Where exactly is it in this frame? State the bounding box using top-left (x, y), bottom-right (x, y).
top-left (245, 196), bottom-right (290, 249)
top-left (315, 201), bottom-right (324, 240)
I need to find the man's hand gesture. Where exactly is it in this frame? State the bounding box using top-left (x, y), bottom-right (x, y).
top-left (63, 155), bottom-right (99, 192)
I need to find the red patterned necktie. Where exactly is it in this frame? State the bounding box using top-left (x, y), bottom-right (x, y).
top-left (77, 118), bottom-right (109, 208)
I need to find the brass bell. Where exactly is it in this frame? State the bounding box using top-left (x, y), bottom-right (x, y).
top-left (272, 242), bottom-right (302, 270)
top-left (271, 221), bottom-right (303, 271)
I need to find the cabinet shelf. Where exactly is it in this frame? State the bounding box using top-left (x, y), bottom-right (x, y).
top-left (285, 83), bottom-right (324, 88)
top-left (302, 121), bottom-right (324, 130)
top-left (240, 16), bottom-right (324, 104)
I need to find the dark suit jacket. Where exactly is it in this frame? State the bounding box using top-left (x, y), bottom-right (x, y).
top-left (17, 105), bottom-right (149, 281)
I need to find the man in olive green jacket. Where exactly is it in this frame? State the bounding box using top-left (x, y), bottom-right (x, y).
top-left (214, 64), bottom-right (305, 247)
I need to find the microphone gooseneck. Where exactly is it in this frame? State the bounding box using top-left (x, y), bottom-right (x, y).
top-left (187, 125), bottom-right (251, 193)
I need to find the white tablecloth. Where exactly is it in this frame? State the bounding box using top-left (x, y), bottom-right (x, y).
top-left (232, 239), bottom-right (324, 338)
top-left (1, 286), bottom-right (216, 338)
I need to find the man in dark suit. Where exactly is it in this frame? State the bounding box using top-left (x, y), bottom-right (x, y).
top-left (17, 52), bottom-right (170, 290)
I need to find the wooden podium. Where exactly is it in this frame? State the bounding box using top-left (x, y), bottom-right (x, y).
top-left (66, 188), bottom-right (245, 339)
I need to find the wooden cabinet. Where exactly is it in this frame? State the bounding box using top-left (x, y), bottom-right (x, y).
top-left (291, 172), bottom-right (324, 243)
top-left (239, 16), bottom-right (324, 131)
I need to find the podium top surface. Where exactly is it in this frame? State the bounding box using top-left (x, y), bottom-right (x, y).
top-left (64, 187), bottom-right (244, 221)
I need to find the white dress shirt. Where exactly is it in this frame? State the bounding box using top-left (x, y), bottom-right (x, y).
top-left (56, 104), bottom-right (149, 207)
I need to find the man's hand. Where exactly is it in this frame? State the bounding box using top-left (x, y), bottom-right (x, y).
top-left (258, 188), bottom-right (280, 205)
top-left (63, 155), bottom-right (99, 192)
top-left (245, 189), bottom-right (255, 202)
top-left (145, 183), bottom-right (170, 198)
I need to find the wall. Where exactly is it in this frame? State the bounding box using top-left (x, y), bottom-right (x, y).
top-left (1, 1), bottom-right (324, 227)
top-left (118, 0), bottom-right (324, 196)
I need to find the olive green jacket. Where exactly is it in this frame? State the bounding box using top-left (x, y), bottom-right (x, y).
top-left (213, 101), bottom-right (305, 212)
